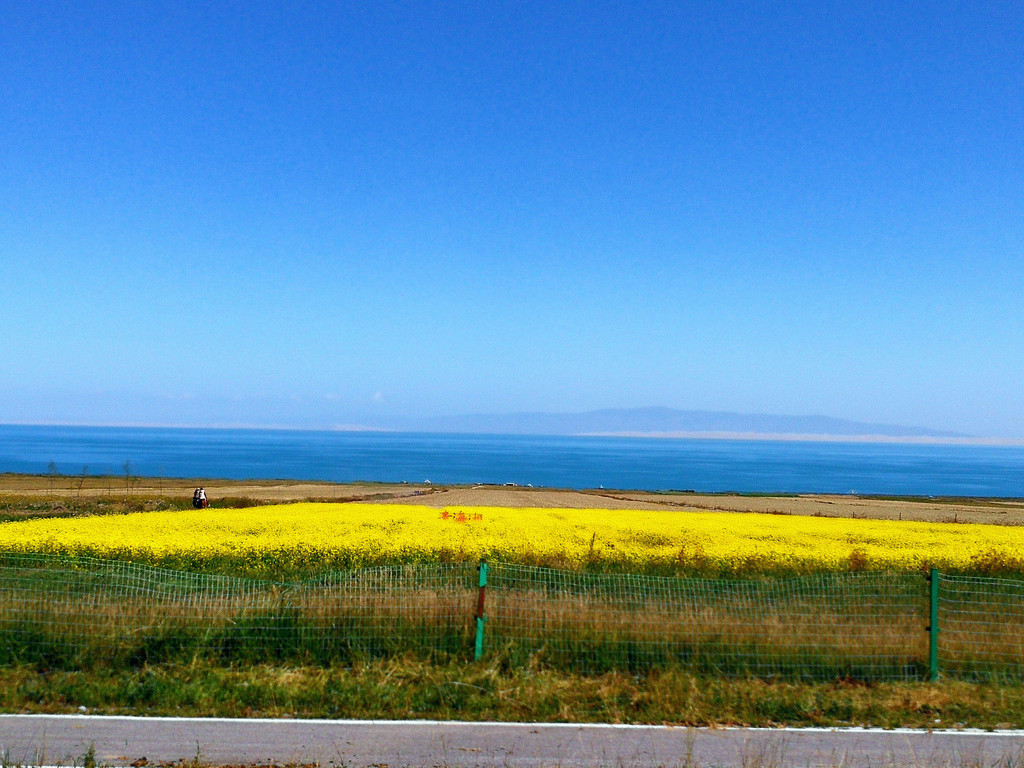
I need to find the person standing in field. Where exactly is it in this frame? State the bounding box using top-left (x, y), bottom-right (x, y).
top-left (198, 487), bottom-right (208, 508)
top-left (192, 488), bottom-right (201, 508)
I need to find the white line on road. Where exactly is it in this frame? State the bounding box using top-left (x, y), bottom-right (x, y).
top-left (4, 713), bottom-right (1024, 736)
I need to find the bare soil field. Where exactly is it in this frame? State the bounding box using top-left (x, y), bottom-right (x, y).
top-left (0, 474), bottom-right (425, 503)
top-left (3, 473), bottom-right (1023, 524)
top-left (395, 486), bottom-right (1024, 524)
top-left (594, 489), bottom-right (1024, 524)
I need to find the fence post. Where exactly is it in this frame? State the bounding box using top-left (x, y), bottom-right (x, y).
top-left (927, 568), bottom-right (939, 681)
top-left (474, 561), bottom-right (488, 661)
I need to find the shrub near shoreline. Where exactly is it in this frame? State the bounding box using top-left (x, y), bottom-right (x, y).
top-left (1, 502), bottom-right (1023, 578)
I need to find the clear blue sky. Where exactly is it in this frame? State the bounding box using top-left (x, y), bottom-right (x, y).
top-left (3, 1), bottom-right (1022, 437)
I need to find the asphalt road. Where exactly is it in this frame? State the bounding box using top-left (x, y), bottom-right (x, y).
top-left (3, 716), bottom-right (1024, 768)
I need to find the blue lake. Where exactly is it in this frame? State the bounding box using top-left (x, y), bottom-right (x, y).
top-left (1, 424), bottom-right (1022, 497)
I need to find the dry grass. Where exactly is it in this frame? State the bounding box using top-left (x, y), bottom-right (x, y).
top-left (598, 490), bottom-right (1024, 524)
top-left (4, 472), bottom-right (1022, 524)
top-left (5, 658), bottom-right (1024, 730)
top-left (0, 473), bottom-right (432, 503)
top-left (0, 562), bottom-right (943, 679)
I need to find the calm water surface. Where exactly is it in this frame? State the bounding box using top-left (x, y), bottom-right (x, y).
top-left (0, 424), bottom-right (1022, 497)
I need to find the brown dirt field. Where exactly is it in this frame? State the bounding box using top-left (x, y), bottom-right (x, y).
top-left (3, 474), bottom-right (1023, 524)
top-left (596, 490), bottom-right (1024, 525)
top-left (0, 474), bottom-right (427, 503)
top-left (389, 486), bottom-right (1024, 524)
top-left (378, 486), bottom-right (672, 509)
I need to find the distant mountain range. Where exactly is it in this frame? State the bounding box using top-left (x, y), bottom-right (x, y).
top-left (388, 407), bottom-right (966, 439)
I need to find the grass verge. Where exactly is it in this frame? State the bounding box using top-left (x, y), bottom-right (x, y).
top-left (2, 657), bottom-right (1024, 729)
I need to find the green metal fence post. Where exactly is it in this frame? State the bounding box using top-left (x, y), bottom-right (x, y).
top-left (927, 568), bottom-right (939, 681)
top-left (474, 561), bottom-right (488, 661)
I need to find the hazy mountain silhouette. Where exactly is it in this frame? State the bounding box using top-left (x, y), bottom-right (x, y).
top-left (397, 407), bottom-right (965, 438)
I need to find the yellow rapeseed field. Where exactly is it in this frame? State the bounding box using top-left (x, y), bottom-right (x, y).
top-left (0, 503), bottom-right (1021, 576)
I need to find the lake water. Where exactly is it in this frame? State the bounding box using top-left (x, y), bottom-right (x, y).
top-left (2, 424), bottom-right (1022, 497)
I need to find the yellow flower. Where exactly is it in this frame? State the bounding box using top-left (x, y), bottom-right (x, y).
top-left (2, 503), bottom-right (1023, 577)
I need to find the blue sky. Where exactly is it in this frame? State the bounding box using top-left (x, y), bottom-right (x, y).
top-left (2, 1), bottom-right (1023, 437)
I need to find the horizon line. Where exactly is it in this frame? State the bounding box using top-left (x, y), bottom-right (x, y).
top-left (2, 421), bottom-right (1022, 447)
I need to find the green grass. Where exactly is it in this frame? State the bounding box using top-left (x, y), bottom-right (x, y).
top-left (3, 656), bottom-right (1024, 730)
top-left (6, 554), bottom-right (1024, 682)
top-left (4, 499), bottom-right (1024, 734)
top-left (0, 555), bottom-right (939, 680)
top-left (0, 494), bottom-right (194, 523)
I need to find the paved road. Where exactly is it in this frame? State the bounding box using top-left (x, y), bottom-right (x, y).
top-left (3, 716), bottom-right (1024, 767)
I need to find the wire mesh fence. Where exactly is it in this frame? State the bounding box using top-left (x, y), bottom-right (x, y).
top-left (0, 553), bottom-right (475, 668)
top-left (1, 553), bottom-right (1023, 681)
top-left (938, 573), bottom-right (1024, 681)
top-left (483, 562), bottom-right (929, 679)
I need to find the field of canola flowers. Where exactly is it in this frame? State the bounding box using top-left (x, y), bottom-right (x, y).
top-left (1, 502), bottom-right (1022, 577)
